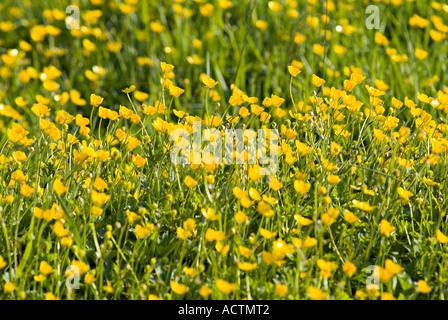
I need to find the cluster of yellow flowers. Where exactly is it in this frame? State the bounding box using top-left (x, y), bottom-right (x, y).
top-left (2, 54), bottom-right (448, 298)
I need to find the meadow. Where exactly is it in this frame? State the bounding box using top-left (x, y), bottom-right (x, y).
top-left (1, 0), bottom-right (448, 300)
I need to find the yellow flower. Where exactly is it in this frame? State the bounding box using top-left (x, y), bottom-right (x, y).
top-left (202, 76), bottom-right (218, 88)
top-left (294, 180), bottom-right (311, 194)
top-left (90, 93), bottom-right (104, 106)
top-left (183, 267), bottom-right (197, 277)
top-left (391, 97), bottom-right (403, 109)
top-left (20, 184), bottom-right (35, 197)
top-left (270, 94), bottom-right (285, 107)
top-left (135, 224), bottom-right (150, 238)
top-left (250, 104), bottom-right (264, 115)
top-left (168, 85), bottom-right (185, 97)
top-left (93, 177), bottom-right (108, 191)
top-left (385, 259), bottom-right (403, 275)
top-left (122, 85), bottom-right (136, 94)
top-left (183, 219), bottom-right (196, 233)
top-left (133, 155), bottom-right (146, 168)
top-left (205, 115), bottom-right (221, 127)
top-left (294, 214), bottom-right (313, 226)
top-left (381, 292), bottom-right (396, 300)
top-left (238, 246), bottom-right (252, 258)
top-left (262, 251), bottom-right (278, 265)
top-left (344, 80), bottom-right (356, 91)
top-left (436, 229), bottom-right (448, 244)
top-left (269, 177), bottom-right (283, 191)
top-left (330, 142), bottom-right (342, 155)
top-left (199, 285), bottom-right (213, 298)
top-left (91, 190), bottom-right (111, 205)
top-left (307, 287), bottom-right (327, 300)
top-left (215, 242), bottom-right (230, 256)
top-left (11, 140), bottom-right (29, 155)
top-left (84, 273), bottom-right (96, 285)
top-left (422, 177), bottom-right (438, 187)
top-left (288, 65), bottom-right (301, 77)
top-left (257, 201), bottom-right (274, 218)
top-left (233, 187), bottom-right (247, 199)
top-left (170, 281), bottom-right (188, 295)
top-left (91, 206), bottom-right (103, 216)
top-left (259, 111), bottom-right (271, 122)
top-left (234, 211), bottom-right (248, 223)
top-left (31, 103), bottom-right (50, 117)
top-left (119, 105), bottom-right (134, 119)
top-left (374, 32), bottom-right (390, 45)
top-left (312, 74), bottom-right (326, 87)
top-left (150, 21), bottom-right (165, 33)
top-left (247, 188), bottom-right (261, 201)
top-left (322, 207), bottom-right (340, 225)
top-left (292, 236), bottom-right (317, 249)
top-left (8, 123), bottom-right (29, 143)
top-left (417, 280), bottom-right (432, 294)
top-left (69, 260), bottom-right (90, 276)
top-left (273, 240), bottom-right (294, 261)
top-left (356, 290), bottom-right (368, 300)
top-left (55, 110), bottom-right (75, 124)
top-left (238, 262), bottom-right (257, 271)
top-left (373, 129), bottom-right (387, 141)
top-left (53, 220), bottom-right (69, 237)
top-left (184, 176), bottom-right (198, 188)
top-left (215, 279), bottom-right (236, 295)
top-left (205, 229), bottom-right (225, 242)
top-left (39, 261), bottom-right (53, 275)
top-left (160, 61), bottom-right (174, 73)
top-left (294, 32), bottom-right (306, 44)
top-left (102, 282), bottom-right (114, 294)
top-left (397, 187), bottom-right (413, 200)
top-left (3, 196), bottom-right (14, 204)
top-left (259, 228), bottom-right (277, 239)
top-left (375, 80), bottom-right (390, 91)
top-left (126, 210), bottom-right (139, 223)
top-left (352, 199), bottom-right (376, 212)
top-left (177, 227), bottom-right (191, 240)
top-left (317, 259), bottom-right (338, 279)
top-left (11, 170), bottom-right (28, 183)
top-left (343, 210), bottom-right (359, 224)
top-left (268, 1), bottom-right (284, 12)
top-left (263, 195), bottom-right (278, 205)
top-left (365, 85), bottom-right (386, 97)
top-left (34, 275), bottom-right (46, 282)
top-left (76, 114), bottom-right (90, 127)
top-left (173, 109), bottom-right (185, 118)
top-left (342, 261), bottom-right (357, 276)
top-left (152, 117), bottom-right (167, 132)
top-left (275, 284), bottom-right (288, 297)
top-left (238, 106), bottom-right (250, 118)
top-left (313, 44), bottom-right (325, 55)
top-left (4, 281), bottom-right (15, 293)
top-left (134, 90), bottom-right (149, 101)
top-left (321, 157), bottom-right (338, 171)
top-left (255, 20), bottom-right (268, 30)
top-left (61, 237), bottom-right (73, 247)
top-left (202, 208), bottom-right (220, 221)
top-left (414, 48), bottom-right (428, 60)
top-left (327, 175), bottom-right (341, 185)
top-left (380, 219), bottom-right (396, 237)
top-left (53, 178), bottom-right (68, 195)
top-left (0, 256), bottom-right (7, 269)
